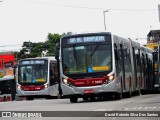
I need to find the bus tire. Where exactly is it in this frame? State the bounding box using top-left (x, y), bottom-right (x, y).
top-left (90, 96), bottom-right (95, 101)
top-left (70, 96), bottom-right (78, 103)
top-left (140, 89), bottom-right (146, 95)
top-left (83, 96), bottom-right (89, 101)
top-left (115, 92), bottom-right (122, 100)
top-left (26, 96), bottom-right (34, 100)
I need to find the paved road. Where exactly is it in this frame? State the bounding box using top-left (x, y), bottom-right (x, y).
top-left (0, 94), bottom-right (160, 120)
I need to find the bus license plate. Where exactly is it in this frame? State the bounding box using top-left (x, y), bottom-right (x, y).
top-left (84, 90), bottom-right (93, 94)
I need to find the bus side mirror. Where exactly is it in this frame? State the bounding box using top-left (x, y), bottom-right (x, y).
top-left (55, 43), bottom-right (60, 61)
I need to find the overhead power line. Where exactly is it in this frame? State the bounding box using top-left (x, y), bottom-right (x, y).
top-left (0, 44), bottom-right (22, 48)
top-left (0, 49), bottom-right (22, 52)
top-left (19, 0), bottom-right (157, 12)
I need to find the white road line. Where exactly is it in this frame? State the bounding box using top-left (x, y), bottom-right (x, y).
top-left (93, 109), bottom-right (113, 111)
top-left (144, 107), bottom-right (155, 109)
top-left (152, 106), bottom-right (157, 109)
top-left (132, 107), bottom-right (138, 110)
top-left (137, 107), bottom-right (143, 109)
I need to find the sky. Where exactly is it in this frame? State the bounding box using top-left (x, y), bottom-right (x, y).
top-left (0, 0), bottom-right (160, 51)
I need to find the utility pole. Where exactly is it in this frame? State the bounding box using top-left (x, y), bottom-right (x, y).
top-left (103, 10), bottom-right (109, 31)
top-left (29, 41), bottom-right (31, 51)
top-left (158, 5), bottom-right (160, 22)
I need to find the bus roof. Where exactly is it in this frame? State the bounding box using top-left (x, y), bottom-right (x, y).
top-left (62, 32), bottom-right (112, 38)
top-left (19, 56), bottom-right (56, 62)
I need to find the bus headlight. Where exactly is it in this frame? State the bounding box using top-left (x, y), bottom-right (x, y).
top-left (105, 74), bottom-right (115, 84)
top-left (17, 85), bottom-right (21, 90)
top-left (44, 84), bottom-right (48, 89)
top-left (62, 78), bottom-right (68, 84)
top-left (62, 78), bottom-right (73, 86)
top-left (109, 74), bottom-right (114, 81)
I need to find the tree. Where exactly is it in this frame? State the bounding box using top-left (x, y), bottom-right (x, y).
top-left (45, 33), bottom-right (61, 56)
top-left (14, 33), bottom-right (63, 60)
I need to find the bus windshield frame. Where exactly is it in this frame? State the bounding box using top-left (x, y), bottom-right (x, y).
top-left (18, 59), bottom-right (48, 85)
top-left (61, 34), bottom-right (112, 77)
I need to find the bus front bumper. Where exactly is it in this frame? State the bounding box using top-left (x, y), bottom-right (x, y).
top-left (61, 80), bottom-right (119, 95)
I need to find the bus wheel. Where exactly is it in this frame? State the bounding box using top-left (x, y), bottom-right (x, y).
top-left (70, 96), bottom-right (78, 103)
top-left (115, 92), bottom-right (122, 100)
top-left (90, 96), bottom-right (95, 101)
top-left (26, 96), bottom-right (34, 100)
top-left (83, 96), bottom-right (89, 101)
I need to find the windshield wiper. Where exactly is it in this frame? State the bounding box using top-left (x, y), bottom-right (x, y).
top-left (73, 47), bottom-right (78, 67)
top-left (90, 44), bottom-right (100, 57)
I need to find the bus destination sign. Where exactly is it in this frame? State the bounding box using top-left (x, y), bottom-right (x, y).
top-left (68, 36), bottom-right (105, 44)
top-left (20, 60), bottom-right (45, 65)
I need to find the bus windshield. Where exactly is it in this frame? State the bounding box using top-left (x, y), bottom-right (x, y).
top-left (62, 44), bottom-right (112, 74)
top-left (18, 63), bottom-right (48, 84)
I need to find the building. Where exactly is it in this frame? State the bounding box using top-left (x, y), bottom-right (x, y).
top-left (146, 30), bottom-right (160, 51)
top-left (0, 52), bottom-right (15, 78)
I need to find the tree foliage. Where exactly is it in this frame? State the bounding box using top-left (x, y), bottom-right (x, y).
top-left (45, 33), bottom-right (61, 55)
top-left (16, 33), bottom-right (62, 59)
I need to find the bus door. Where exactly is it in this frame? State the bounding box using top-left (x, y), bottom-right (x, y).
top-left (148, 59), bottom-right (153, 91)
top-left (114, 44), bottom-right (121, 84)
top-left (158, 45), bottom-right (160, 91)
top-left (153, 51), bottom-right (160, 91)
top-left (135, 49), bottom-right (141, 91)
top-left (50, 62), bottom-right (58, 85)
top-left (120, 44), bottom-right (126, 91)
top-left (49, 62), bottom-right (59, 96)
top-left (124, 47), bottom-right (132, 92)
top-left (139, 53), bottom-right (144, 89)
top-left (132, 47), bottom-right (139, 91)
top-left (146, 54), bottom-right (149, 91)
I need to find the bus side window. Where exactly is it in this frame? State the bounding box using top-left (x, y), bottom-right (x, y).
top-left (50, 63), bottom-right (58, 86)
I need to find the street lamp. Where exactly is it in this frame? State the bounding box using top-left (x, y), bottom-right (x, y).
top-left (103, 10), bottom-right (109, 31)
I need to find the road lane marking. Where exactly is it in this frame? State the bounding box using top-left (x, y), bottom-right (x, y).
top-left (93, 109), bottom-right (113, 111)
top-left (137, 107), bottom-right (143, 109)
